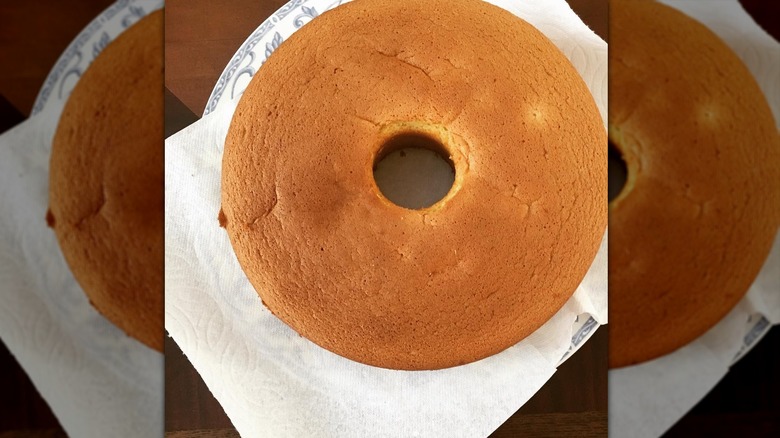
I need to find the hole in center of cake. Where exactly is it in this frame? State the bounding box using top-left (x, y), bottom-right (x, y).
top-left (373, 132), bottom-right (455, 209)
top-left (609, 140), bottom-right (628, 203)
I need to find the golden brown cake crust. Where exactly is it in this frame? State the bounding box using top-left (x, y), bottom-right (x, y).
top-left (48, 10), bottom-right (163, 351)
top-left (222, 0), bottom-right (606, 370)
top-left (609, 1), bottom-right (780, 368)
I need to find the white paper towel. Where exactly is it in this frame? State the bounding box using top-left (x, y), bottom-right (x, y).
top-left (165, 0), bottom-right (608, 437)
top-left (0, 1), bottom-right (163, 437)
top-left (609, 1), bottom-right (780, 437)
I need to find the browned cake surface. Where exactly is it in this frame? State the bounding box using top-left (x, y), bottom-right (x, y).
top-left (609, 0), bottom-right (780, 368)
top-left (48, 10), bottom-right (164, 351)
top-left (221, 0), bottom-right (606, 370)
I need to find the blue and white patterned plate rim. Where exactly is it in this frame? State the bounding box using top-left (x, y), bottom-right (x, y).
top-left (731, 313), bottom-right (773, 364)
top-left (32, 0), bottom-right (163, 117)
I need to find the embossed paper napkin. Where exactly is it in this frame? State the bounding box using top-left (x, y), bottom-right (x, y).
top-left (609, 1), bottom-right (780, 437)
top-left (165, 0), bottom-right (607, 436)
top-left (0, 116), bottom-right (163, 438)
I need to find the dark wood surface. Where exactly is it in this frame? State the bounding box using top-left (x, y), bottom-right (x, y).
top-left (0, 340), bottom-right (62, 434)
top-left (164, 412), bottom-right (608, 438)
top-left (0, 431), bottom-right (66, 438)
top-left (163, 0), bottom-right (609, 435)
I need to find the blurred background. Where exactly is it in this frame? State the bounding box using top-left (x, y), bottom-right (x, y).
top-left (0, 1), bottom-right (115, 436)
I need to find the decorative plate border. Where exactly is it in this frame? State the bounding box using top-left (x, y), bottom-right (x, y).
top-left (204, 0), bottom-right (347, 115)
top-left (731, 314), bottom-right (772, 364)
top-left (559, 315), bottom-right (599, 364)
top-left (32, 0), bottom-right (163, 116)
